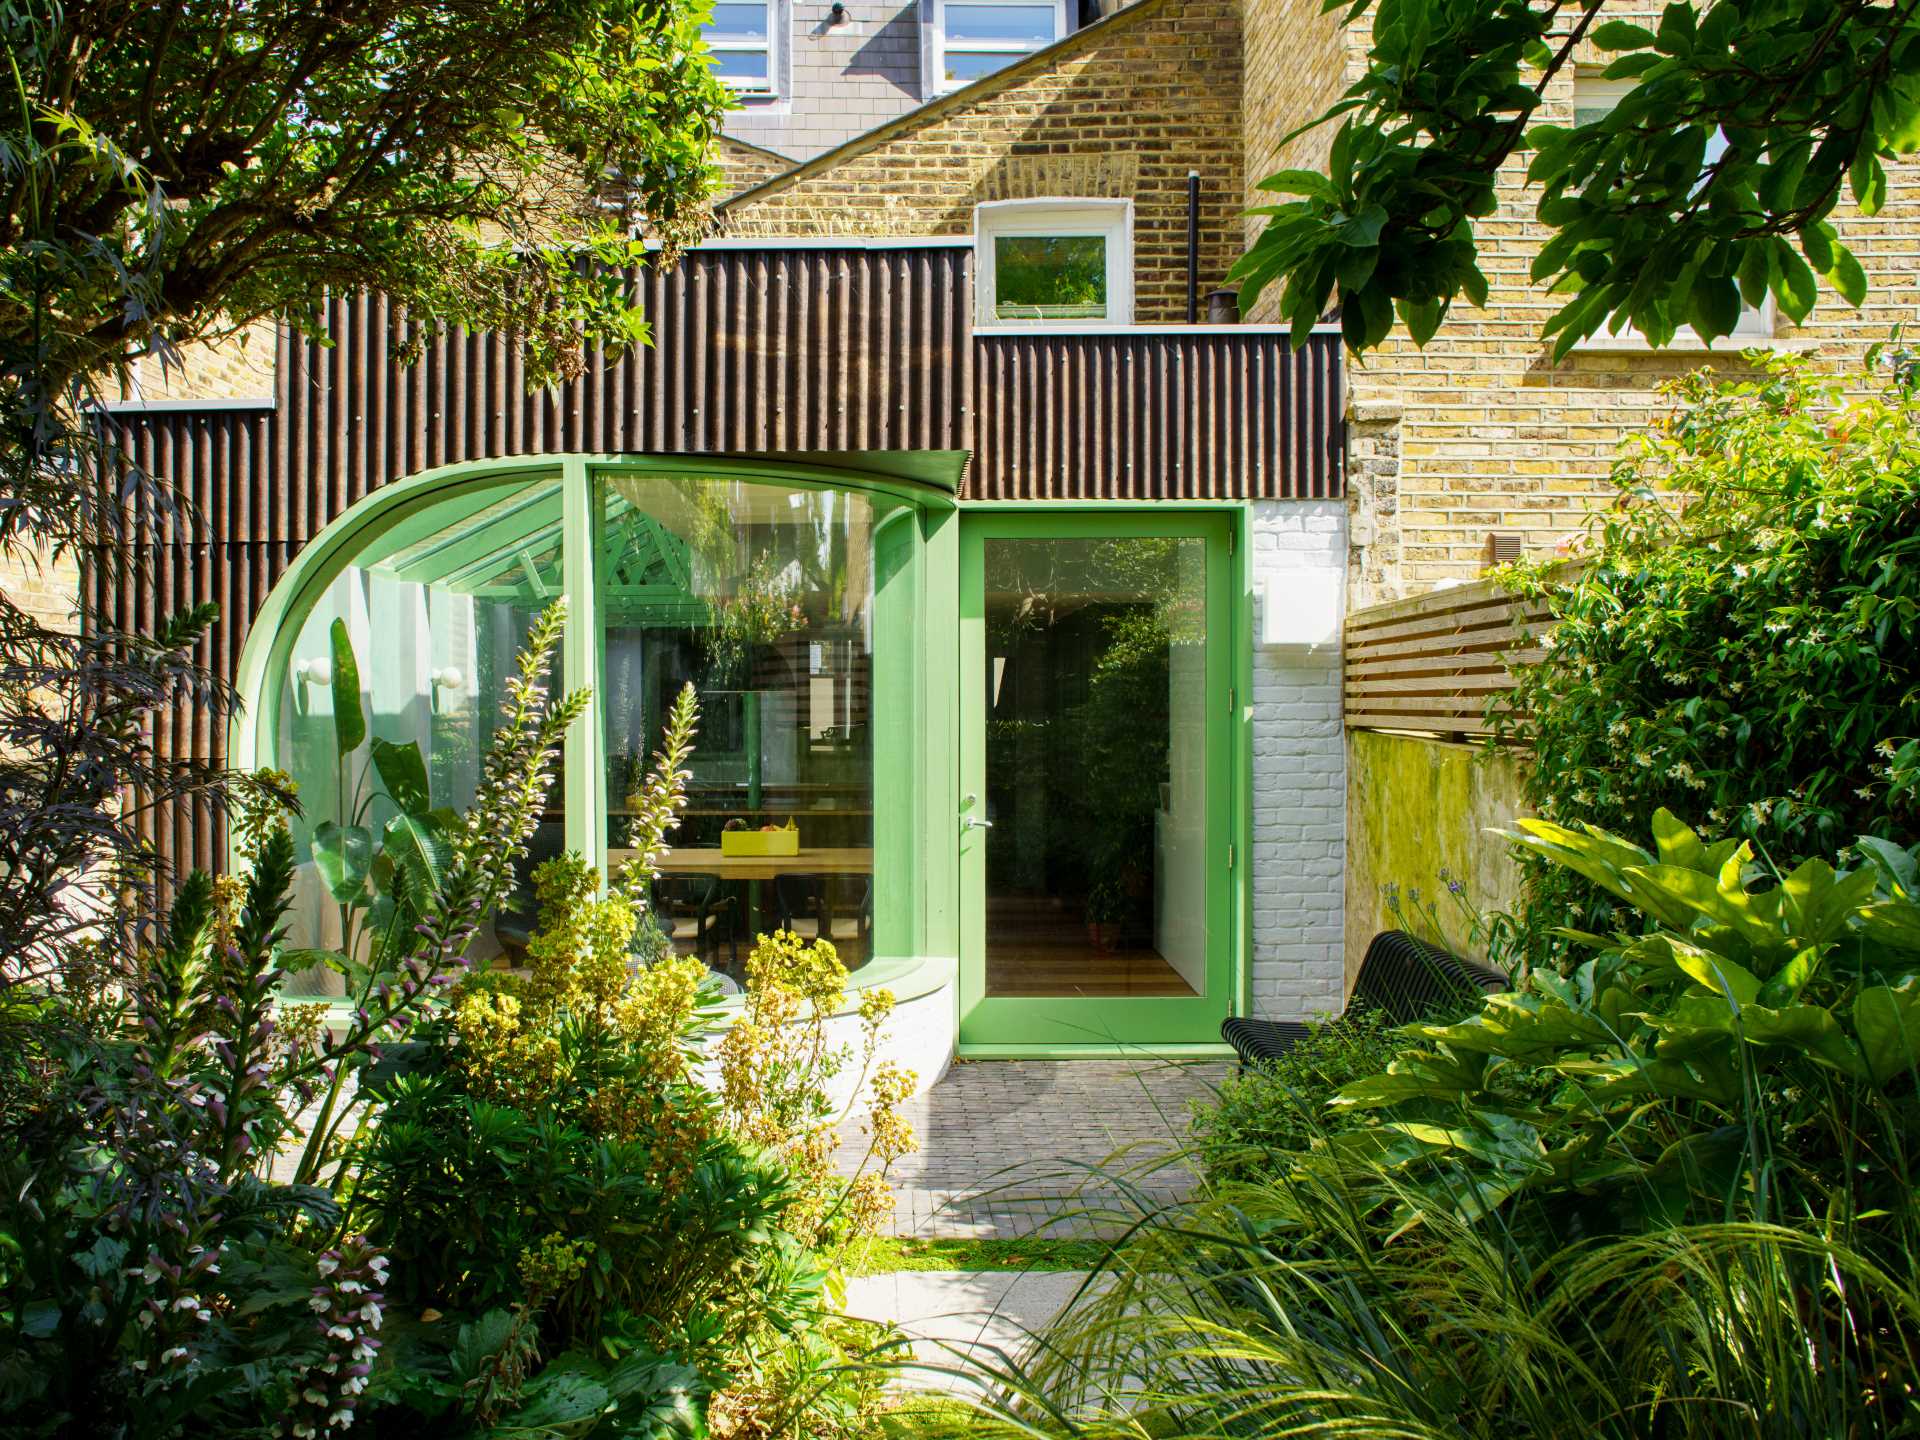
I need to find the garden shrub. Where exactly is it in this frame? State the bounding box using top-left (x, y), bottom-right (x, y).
top-left (1188, 1009), bottom-right (1407, 1183)
top-left (0, 605), bottom-right (583, 1436)
top-left (354, 857), bottom-right (793, 1352)
top-left (1497, 351), bottom-right (1920, 941)
top-left (0, 619), bottom-right (914, 1439)
top-left (978, 812), bottom-right (1920, 1439)
top-left (353, 687), bottom-right (917, 1438)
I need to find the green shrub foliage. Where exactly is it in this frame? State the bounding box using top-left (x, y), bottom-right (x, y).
top-left (0, 605), bottom-right (583, 1435)
top-left (1190, 1009), bottom-right (1410, 1183)
top-left (0, 632), bottom-right (897, 1438)
top-left (1497, 353), bottom-right (1920, 936)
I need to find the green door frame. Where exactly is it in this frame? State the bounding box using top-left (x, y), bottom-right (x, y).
top-left (955, 503), bottom-right (1251, 1058)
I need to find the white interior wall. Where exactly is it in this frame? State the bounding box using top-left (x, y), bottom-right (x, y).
top-left (1154, 539), bottom-right (1208, 992)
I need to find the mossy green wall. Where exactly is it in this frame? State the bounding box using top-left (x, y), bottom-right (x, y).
top-left (1343, 730), bottom-right (1529, 988)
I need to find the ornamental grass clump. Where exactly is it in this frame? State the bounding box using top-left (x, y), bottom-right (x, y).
top-left (951, 812), bottom-right (1920, 1440)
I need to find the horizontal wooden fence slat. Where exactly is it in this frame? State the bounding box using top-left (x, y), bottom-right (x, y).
top-left (1343, 571), bottom-right (1570, 740)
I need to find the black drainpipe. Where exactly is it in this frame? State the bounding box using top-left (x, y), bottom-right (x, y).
top-left (1186, 169), bottom-right (1200, 323)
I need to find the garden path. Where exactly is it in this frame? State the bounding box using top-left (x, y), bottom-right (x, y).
top-left (843, 1270), bottom-right (1108, 1396)
top-left (834, 1058), bottom-right (1230, 1238)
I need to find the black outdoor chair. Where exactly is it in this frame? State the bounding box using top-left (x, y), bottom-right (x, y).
top-left (774, 873), bottom-right (873, 951)
top-left (1221, 929), bottom-right (1507, 1068)
top-left (654, 873), bottom-right (739, 972)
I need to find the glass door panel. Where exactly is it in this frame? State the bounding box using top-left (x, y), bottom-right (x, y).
top-left (959, 513), bottom-right (1233, 1049)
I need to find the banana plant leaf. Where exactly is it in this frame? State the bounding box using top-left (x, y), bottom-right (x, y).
top-left (312, 820), bottom-right (372, 904)
top-left (328, 618), bottom-right (365, 758)
top-left (370, 736), bottom-right (432, 816)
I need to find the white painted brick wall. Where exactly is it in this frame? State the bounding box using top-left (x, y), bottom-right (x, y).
top-left (1248, 499), bottom-right (1347, 1021)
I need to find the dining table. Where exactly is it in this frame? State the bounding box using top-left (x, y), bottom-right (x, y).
top-left (606, 845), bottom-right (874, 883)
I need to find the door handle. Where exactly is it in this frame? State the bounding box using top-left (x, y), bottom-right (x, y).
top-left (961, 816), bottom-right (993, 830)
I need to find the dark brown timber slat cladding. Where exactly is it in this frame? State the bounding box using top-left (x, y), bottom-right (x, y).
top-left (1342, 575), bottom-right (1558, 739)
top-left (967, 328), bottom-right (1341, 499)
top-left (100, 247), bottom-right (1344, 877)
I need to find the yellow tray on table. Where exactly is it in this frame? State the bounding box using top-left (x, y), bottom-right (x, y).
top-left (720, 822), bottom-right (799, 857)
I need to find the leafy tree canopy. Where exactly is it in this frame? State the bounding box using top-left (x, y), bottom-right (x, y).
top-left (1236, 0), bottom-right (1920, 358)
top-left (0, 0), bottom-right (730, 550)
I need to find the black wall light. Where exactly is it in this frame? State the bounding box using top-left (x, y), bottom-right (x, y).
top-left (828, 2), bottom-right (849, 23)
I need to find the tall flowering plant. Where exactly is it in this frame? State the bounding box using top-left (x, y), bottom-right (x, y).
top-left (0, 602), bottom-right (584, 1435)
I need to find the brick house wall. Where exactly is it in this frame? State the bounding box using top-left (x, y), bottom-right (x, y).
top-left (116, 322), bottom-right (278, 404)
top-left (0, 545), bottom-right (79, 634)
top-left (1239, 0), bottom-right (1920, 603)
top-left (1248, 499), bottom-right (1347, 1021)
top-left (720, 0), bottom-right (1246, 325)
top-left (1239, 0), bottom-right (1344, 252)
top-left (716, 135), bottom-right (801, 198)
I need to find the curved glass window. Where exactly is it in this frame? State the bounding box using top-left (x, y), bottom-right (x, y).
top-left (274, 479), bottom-right (568, 996)
top-left (261, 463), bottom-right (933, 999)
top-left (599, 473), bottom-right (912, 974)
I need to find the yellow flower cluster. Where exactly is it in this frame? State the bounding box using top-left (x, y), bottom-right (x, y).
top-left (451, 855), bottom-right (716, 1186)
top-left (715, 931), bottom-right (916, 1250)
top-left (522, 854), bottom-right (636, 1021)
top-left (517, 1231), bottom-right (594, 1300)
top-left (452, 983), bottom-right (564, 1110)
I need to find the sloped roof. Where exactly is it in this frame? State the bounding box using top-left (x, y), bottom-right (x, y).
top-left (717, 0), bottom-right (1169, 213)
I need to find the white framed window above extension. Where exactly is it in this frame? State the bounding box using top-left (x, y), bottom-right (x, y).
top-left (705, 0), bottom-right (780, 96)
top-left (1571, 72), bottom-right (1775, 345)
top-left (974, 198), bottom-right (1134, 327)
top-left (930, 0), bottom-right (1069, 93)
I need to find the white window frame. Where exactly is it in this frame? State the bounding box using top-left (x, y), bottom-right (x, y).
top-left (1570, 71), bottom-right (1774, 345)
top-left (705, 0), bottom-right (781, 98)
top-left (929, 0), bottom-right (1070, 96)
top-left (974, 198), bottom-right (1134, 328)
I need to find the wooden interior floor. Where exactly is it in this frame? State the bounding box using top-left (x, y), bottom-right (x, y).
top-left (984, 896), bottom-right (1198, 998)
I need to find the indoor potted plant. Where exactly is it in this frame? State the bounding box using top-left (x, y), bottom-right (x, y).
top-left (1086, 879), bottom-right (1125, 951)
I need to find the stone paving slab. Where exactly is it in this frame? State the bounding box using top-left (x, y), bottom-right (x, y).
top-left (836, 1058), bottom-right (1231, 1238)
top-left (845, 1270), bottom-right (1108, 1396)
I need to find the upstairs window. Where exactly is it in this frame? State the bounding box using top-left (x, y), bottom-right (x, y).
top-left (705, 1), bottom-right (778, 95)
top-left (975, 199), bottom-right (1133, 326)
top-left (932, 0), bottom-right (1068, 92)
top-left (1571, 72), bottom-right (1773, 342)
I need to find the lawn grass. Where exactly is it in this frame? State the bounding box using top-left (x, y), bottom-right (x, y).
top-left (877, 1395), bottom-right (981, 1437)
top-left (842, 1235), bottom-right (1111, 1276)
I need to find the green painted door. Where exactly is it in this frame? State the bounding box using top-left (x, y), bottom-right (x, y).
top-left (958, 511), bottom-right (1236, 1052)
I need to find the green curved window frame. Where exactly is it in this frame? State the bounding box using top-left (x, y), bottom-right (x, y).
top-left (230, 453), bottom-right (962, 1012)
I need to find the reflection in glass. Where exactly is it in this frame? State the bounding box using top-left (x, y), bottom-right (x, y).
top-left (706, 2), bottom-right (770, 39)
top-left (994, 235), bottom-right (1108, 321)
top-left (943, 49), bottom-right (1022, 85)
top-left (945, 3), bottom-right (1059, 43)
top-left (275, 481), bottom-right (568, 996)
top-left (982, 536), bottom-right (1206, 999)
top-left (600, 475), bottom-right (902, 976)
top-left (711, 49), bottom-right (770, 84)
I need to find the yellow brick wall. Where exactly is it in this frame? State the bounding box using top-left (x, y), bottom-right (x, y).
top-left (0, 543), bottom-right (80, 634)
top-left (1240, 0), bottom-right (1346, 252)
top-left (715, 135), bottom-right (796, 200)
top-left (721, 0), bottom-right (1246, 325)
top-left (122, 320), bottom-right (278, 404)
top-left (1241, 2), bottom-right (1920, 603)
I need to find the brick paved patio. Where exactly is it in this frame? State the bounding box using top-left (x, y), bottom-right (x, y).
top-left (835, 1058), bottom-right (1232, 1237)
